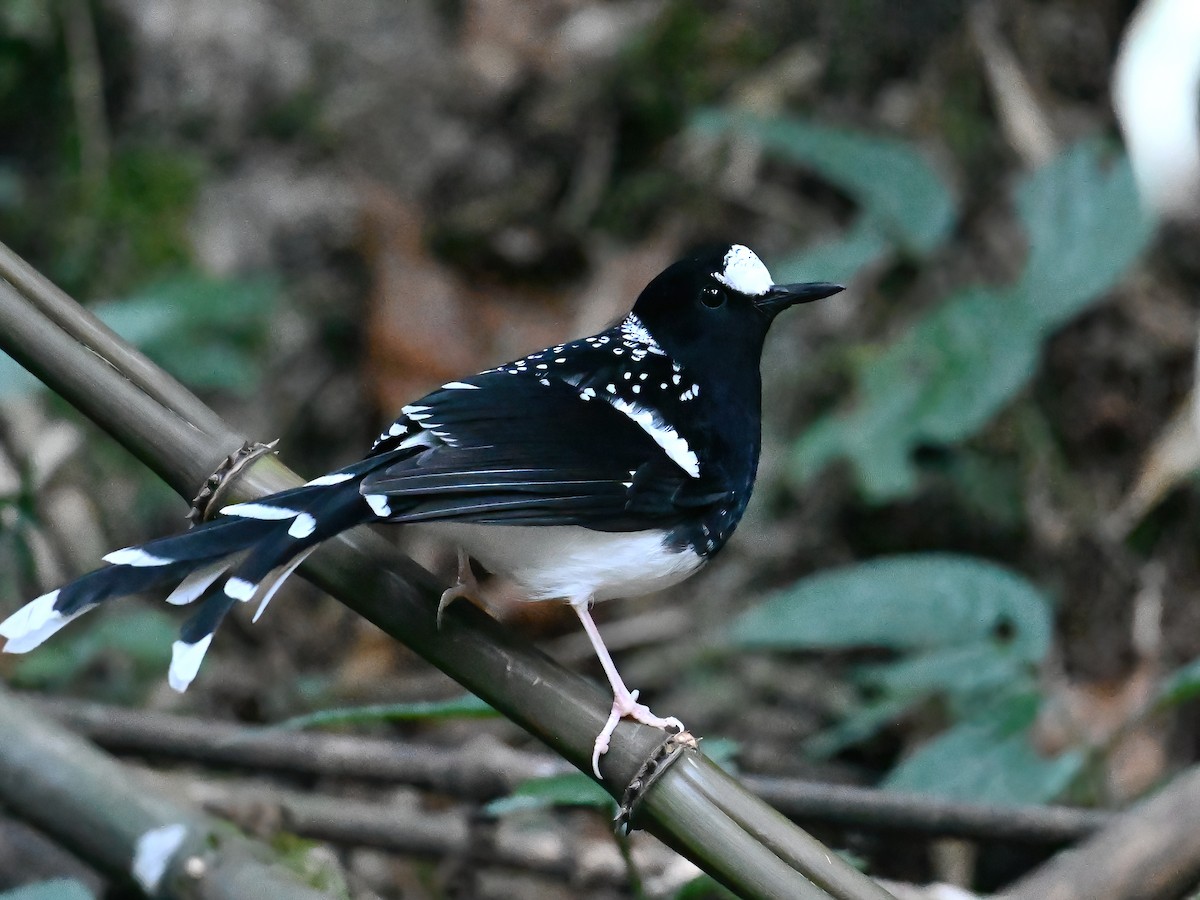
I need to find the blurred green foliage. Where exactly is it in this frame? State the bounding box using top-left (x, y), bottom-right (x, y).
top-left (694, 109), bottom-right (956, 280)
top-left (8, 605), bottom-right (176, 701)
top-left (0, 881), bottom-right (94, 900)
top-left (792, 140), bottom-right (1153, 499)
top-left (732, 555), bottom-right (1083, 804)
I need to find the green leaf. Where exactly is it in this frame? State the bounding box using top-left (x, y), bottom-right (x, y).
top-left (10, 606), bottom-right (176, 689)
top-left (94, 273), bottom-right (277, 394)
top-left (485, 772), bottom-right (614, 817)
top-left (792, 140), bottom-right (1153, 501)
top-left (693, 110), bottom-right (955, 253)
top-left (802, 695), bottom-right (916, 760)
top-left (0, 274), bottom-right (277, 399)
top-left (732, 554), bottom-right (1053, 666)
top-left (793, 286), bottom-right (1042, 499)
top-left (0, 880), bottom-right (94, 900)
top-left (272, 694), bottom-right (498, 731)
top-left (853, 640), bottom-right (1036, 699)
top-left (883, 694), bottom-right (1084, 804)
top-left (1158, 656), bottom-right (1200, 707)
top-left (1014, 142), bottom-right (1154, 324)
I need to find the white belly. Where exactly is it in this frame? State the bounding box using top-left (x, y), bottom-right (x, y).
top-left (420, 522), bottom-right (704, 604)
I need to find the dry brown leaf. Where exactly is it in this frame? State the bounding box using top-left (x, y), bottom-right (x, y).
top-left (1033, 661), bottom-right (1167, 803)
top-left (1110, 393), bottom-right (1200, 537)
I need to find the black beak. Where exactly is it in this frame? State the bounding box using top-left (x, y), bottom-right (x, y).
top-left (755, 281), bottom-right (844, 316)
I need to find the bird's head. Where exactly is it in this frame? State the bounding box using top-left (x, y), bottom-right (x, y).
top-left (630, 244), bottom-right (842, 373)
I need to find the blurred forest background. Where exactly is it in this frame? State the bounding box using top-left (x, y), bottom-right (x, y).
top-left (0, 0), bottom-right (1197, 897)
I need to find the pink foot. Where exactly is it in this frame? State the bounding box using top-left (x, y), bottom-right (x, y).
top-left (437, 549), bottom-right (478, 627)
top-left (591, 688), bottom-right (684, 778)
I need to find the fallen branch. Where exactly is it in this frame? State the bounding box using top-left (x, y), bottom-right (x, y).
top-left (157, 770), bottom-right (693, 892)
top-left (36, 695), bottom-right (1111, 848)
top-left (0, 686), bottom-right (335, 898)
top-left (997, 764), bottom-right (1200, 900)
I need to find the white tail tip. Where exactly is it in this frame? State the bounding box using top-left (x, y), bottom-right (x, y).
top-left (0, 591), bottom-right (86, 653)
top-left (168, 634), bottom-right (213, 692)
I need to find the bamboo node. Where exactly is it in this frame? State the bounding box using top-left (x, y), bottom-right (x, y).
top-left (188, 439), bottom-right (280, 523)
top-left (615, 730), bottom-right (696, 835)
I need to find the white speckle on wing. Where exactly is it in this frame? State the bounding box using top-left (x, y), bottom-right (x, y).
top-left (388, 421), bottom-right (407, 436)
top-left (287, 513), bottom-right (316, 538)
top-left (442, 381), bottom-right (479, 390)
top-left (132, 823), bottom-right (189, 894)
top-left (103, 546), bottom-right (174, 567)
top-left (713, 244), bottom-right (773, 296)
top-left (0, 590), bottom-right (86, 653)
top-left (365, 494), bottom-right (392, 517)
top-left (220, 502), bottom-right (300, 521)
top-left (306, 472), bottom-right (355, 487)
top-left (169, 634), bottom-right (214, 692)
top-left (607, 396), bottom-right (700, 477)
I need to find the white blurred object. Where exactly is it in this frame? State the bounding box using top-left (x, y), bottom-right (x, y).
top-left (1111, 1), bottom-right (1200, 535)
top-left (1113, 0), bottom-right (1200, 218)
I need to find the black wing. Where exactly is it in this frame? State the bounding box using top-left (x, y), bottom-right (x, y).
top-left (359, 327), bottom-right (735, 532)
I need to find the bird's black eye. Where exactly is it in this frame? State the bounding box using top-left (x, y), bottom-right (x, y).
top-left (701, 286), bottom-right (727, 309)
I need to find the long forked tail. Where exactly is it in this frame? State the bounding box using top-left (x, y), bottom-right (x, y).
top-left (0, 450), bottom-right (405, 691)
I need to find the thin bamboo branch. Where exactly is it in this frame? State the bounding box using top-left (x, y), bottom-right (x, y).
top-left (0, 686), bottom-right (335, 899)
top-left (0, 246), bottom-right (894, 900)
top-left (36, 695), bottom-right (557, 795)
top-left (0, 241), bottom-right (236, 445)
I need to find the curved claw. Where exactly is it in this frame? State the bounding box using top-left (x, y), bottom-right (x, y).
top-left (437, 549), bottom-right (478, 628)
top-left (590, 688), bottom-right (684, 778)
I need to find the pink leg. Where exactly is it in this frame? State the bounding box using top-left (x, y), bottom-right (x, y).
top-left (572, 602), bottom-right (683, 778)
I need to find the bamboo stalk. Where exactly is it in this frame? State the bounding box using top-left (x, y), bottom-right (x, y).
top-left (0, 240), bottom-right (236, 445)
top-left (0, 244), bottom-right (895, 900)
top-left (0, 686), bottom-right (334, 899)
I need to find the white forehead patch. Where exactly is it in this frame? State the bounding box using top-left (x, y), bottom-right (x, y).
top-left (713, 245), bottom-right (773, 296)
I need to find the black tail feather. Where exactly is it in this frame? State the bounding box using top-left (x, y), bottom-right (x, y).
top-left (0, 445), bottom-right (416, 689)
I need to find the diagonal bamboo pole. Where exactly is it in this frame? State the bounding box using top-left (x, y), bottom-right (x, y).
top-left (0, 241), bottom-right (894, 900)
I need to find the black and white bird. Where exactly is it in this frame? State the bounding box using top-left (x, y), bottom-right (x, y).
top-left (0, 244), bottom-right (840, 776)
